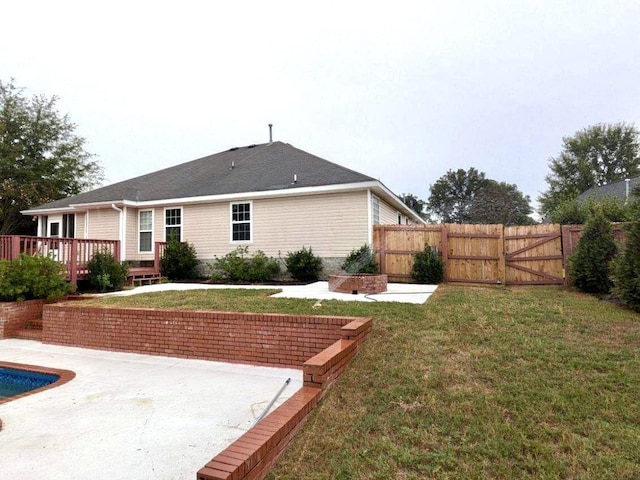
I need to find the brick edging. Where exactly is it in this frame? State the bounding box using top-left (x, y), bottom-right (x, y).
top-left (197, 318), bottom-right (372, 480)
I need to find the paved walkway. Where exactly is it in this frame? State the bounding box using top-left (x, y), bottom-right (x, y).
top-left (0, 340), bottom-right (301, 480)
top-left (106, 281), bottom-right (437, 304)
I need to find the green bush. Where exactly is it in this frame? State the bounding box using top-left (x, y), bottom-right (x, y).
top-left (570, 212), bottom-right (617, 294)
top-left (211, 246), bottom-right (280, 282)
top-left (551, 196), bottom-right (634, 224)
top-left (0, 254), bottom-right (70, 301)
top-left (411, 246), bottom-right (444, 284)
top-left (285, 246), bottom-right (323, 281)
top-left (612, 210), bottom-right (640, 311)
top-left (160, 240), bottom-right (199, 280)
top-left (342, 244), bottom-right (378, 274)
top-left (86, 249), bottom-right (129, 292)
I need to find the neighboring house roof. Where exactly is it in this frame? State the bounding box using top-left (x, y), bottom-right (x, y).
top-left (576, 176), bottom-right (640, 203)
top-left (24, 141), bottom-right (424, 223)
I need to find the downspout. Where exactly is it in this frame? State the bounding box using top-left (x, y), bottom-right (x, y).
top-left (367, 189), bottom-right (373, 246)
top-left (111, 204), bottom-right (125, 261)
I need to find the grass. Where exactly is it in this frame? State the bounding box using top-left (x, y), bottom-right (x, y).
top-left (84, 285), bottom-right (640, 479)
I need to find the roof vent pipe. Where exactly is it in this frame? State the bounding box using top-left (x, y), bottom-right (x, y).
top-left (269, 123), bottom-right (273, 143)
top-left (293, 174), bottom-right (297, 184)
top-left (231, 161), bottom-right (235, 169)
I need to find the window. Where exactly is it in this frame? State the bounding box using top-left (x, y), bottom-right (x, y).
top-left (62, 214), bottom-right (75, 238)
top-left (372, 195), bottom-right (380, 225)
top-left (50, 222), bottom-right (60, 237)
top-left (139, 210), bottom-right (153, 252)
top-left (165, 208), bottom-right (182, 242)
top-left (398, 213), bottom-right (402, 225)
top-left (231, 202), bottom-right (251, 242)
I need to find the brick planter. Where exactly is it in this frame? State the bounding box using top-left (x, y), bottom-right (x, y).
top-left (328, 273), bottom-right (388, 294)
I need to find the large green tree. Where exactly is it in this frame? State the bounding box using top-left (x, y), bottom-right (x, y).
top-left (538, 123), bottom-right (640, 217)
top-left (399, 193), bottom-right (427, 219)
top-left (427, 167), bottom-right (487, 223)
top-left (469, 180), bottom-right (535, 225)
top-left (427, 168), bottom-right (533, 224)
top-left (0, 79), bottom-right (102, 234)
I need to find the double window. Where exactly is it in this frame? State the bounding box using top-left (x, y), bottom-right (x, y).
top-left (165, 208), bottom-right (182, 242)
top-left (139, 210), bottom-right (153, 252)
top-left (231, 202), bottom-right (251, 242)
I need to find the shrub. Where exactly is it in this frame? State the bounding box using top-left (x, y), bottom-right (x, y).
top-left (342, 244), bottom-right (378, 274)
top-left (211, 246), bottom-right (280, 282)
top-left (570, 212), bottom-right (617, 294)
top-left (160, 240), bottom-right (199, 280)
top-left (0, 254), bottom-right (70, 301)
top-left (612, 210), bottom-right (640, 311)
top-left (411, 246), bottom-right (444, 284)
top-left (285, 246), bottom-right (323, 281)
top-left (551, 196), bottom-right (634, 224)
top-left (86, 249), bottom-right (129, 292)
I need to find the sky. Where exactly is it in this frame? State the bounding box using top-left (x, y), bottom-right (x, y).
top-left (2, 1), bottom-right (639, 217)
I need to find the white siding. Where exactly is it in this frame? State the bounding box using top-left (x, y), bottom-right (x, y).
top-left (379, 197), bottom-right (399, 225)
top-left (177, 191), bottom-right (369, 259)
top-left (86, 208), bottom-right (120, 240)
top-left (75, 213), bottom-right (87, 238)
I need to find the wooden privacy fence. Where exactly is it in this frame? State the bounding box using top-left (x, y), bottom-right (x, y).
top-left (373, 223), bottom-right (627, 286)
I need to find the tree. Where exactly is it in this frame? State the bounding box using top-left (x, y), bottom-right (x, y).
top-left (427, 168), bottom-right (533, 224)
top-left (0, 79), bottom-right (103, 234)
top-left (427, 167), bottom-right (487, 223)
top-left (538, 123), bottom-right (640, 217)
top-left (570, 212), bottom-right (617, 294)
top-left (469, 180), bottom-right (535, 225)
top-left (612, 204), bottom-right (640, 311)
top-left (399, 193), bottom-right (426, 219)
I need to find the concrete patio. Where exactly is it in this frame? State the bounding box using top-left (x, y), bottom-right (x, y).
top-left (0, 339), bottom-right (301, 480)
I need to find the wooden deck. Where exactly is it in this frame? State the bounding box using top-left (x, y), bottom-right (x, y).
top-left (0, 236), bottom-right (166, 290)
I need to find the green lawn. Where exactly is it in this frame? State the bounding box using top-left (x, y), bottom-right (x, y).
top-left (85, 285), bottom-right (640, 479)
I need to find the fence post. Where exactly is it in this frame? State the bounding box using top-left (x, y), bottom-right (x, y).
top-left (440, 224), bottom-right (449, 282)
top-left (378, 226), bottom-right (386, 276)
top-left (497, 224), bottom-right (506, 285)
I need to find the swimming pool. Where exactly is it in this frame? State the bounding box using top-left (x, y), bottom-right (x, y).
top-left (0, 367), bottom-right (60, 400)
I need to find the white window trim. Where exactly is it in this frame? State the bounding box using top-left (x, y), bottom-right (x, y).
top-left (138, 209), bottom-right (154, 253)
top-left (230, 201), bottom-right (253, 244)
top-left (164, 206), bottom-right (183, 242)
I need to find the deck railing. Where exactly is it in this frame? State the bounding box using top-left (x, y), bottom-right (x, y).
top-left (0, 236), bottom-right (120, 289)
top-left (0, 236), bottom-right (168, 290)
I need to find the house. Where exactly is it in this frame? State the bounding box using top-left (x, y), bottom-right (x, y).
top-left (576, 176), bottom-right (640, 204)
top-left (22, 141), bottom-right (424, 274)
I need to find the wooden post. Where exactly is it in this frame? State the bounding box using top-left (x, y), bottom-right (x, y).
top-left (379, 226), bottom-right (387, 275)
top-left (69, 239), bottom-right (78, 292)
top-left (114, 240), bottom-right (121, 262)
top-left (440, 224), bottom-right (449, 282)
top-left (10, 236), bottom-right (21, 260)
top-left (154, 242), bottom-right (161, 275)
top-left (497, 224), bottom-right (506, 285)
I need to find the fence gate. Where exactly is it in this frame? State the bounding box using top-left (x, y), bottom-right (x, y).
top-left (503, 225), bottom-right (564, 285)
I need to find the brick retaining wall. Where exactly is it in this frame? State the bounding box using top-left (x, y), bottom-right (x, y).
top-left (43, 305), bottom-right (366, 369)
top-left (41, 303), bottom-right (373, 480)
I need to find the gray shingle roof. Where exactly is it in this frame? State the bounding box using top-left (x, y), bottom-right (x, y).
top-left (32, 142), bottom-right (377, 210)
top-left (577, 176), bottom-right (640, 203)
